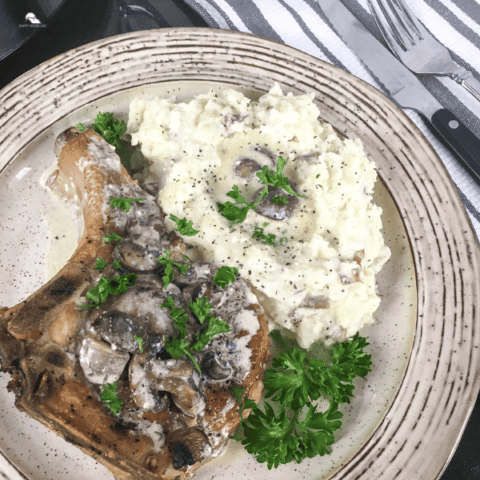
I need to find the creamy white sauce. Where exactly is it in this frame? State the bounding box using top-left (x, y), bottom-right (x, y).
top-left (40, 160), bottom-right (82, 280)
top-left (80, 136), bottom-right (121, 173)
top-left (128, 84), bottom-right (391, 348)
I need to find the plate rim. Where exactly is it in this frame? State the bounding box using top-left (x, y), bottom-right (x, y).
top-left (0, 27), bottom-right (479, 480)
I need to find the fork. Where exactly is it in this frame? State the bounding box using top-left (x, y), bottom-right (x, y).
top-left (367, 0), bottom-right (480, 103)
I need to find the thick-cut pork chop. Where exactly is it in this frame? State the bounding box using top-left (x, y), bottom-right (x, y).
top-left (0, 129), bottom-right (270, 480)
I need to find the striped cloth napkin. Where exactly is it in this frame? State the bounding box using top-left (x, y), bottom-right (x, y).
top-left (182, 0), bottom-right (480, 238)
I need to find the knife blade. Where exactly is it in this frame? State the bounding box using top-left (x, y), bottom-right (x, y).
top-left (317, 0), bottom-right (480, 185)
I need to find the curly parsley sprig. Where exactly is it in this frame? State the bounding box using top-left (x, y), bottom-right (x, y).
top-left (78, 112), bottom-right (126, 150)
top-left (231, 331), bottom-right (372, 469)
top-left (77, 112), bottom-right (146, 175)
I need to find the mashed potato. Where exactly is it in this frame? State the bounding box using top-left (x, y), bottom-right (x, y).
top-left (128, 85), bottom-right (390, 348)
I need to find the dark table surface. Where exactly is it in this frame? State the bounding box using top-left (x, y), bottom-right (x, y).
top-left (0, 1), bottom-right (479, 478)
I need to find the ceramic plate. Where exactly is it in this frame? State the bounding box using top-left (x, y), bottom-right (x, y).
top-left (0, 29), bottom-right (479, 480)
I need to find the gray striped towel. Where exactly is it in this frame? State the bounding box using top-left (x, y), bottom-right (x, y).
top-left (182, 0), bottom-right (480, 238)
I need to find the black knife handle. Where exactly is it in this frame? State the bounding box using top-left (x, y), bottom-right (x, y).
top-left (431, 109), bottom-right (480, 185)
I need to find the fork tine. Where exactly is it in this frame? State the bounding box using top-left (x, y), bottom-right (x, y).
top-left (367, 0), bottom-right (407, 53)
top-left (390, 0), bottom-right (427, 41)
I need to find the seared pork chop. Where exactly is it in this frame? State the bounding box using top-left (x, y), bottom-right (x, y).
top-left (0, 128), bottom-right (270, 480)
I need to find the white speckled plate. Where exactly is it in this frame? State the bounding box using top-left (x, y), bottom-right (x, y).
top-left (0, 29), bottom-right (478, 480)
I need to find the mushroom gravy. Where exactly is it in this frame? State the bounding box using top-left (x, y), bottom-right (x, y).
top-left (75, 181), bottom-right (263, 465)
top-left (128, 84), bottom-right (391, 348)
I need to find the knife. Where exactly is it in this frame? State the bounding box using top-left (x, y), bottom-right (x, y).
top-left (317, 0), bottom-right (480, 185)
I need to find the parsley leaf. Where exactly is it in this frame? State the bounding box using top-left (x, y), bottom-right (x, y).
top-left (191, 317), bottom-right (231, 352)
top-left (252, 224), bottom-right (287, 247)
top-left (90, 112), bottom-right (127, 150)
top-left (157, 250), bottom-right (189, 288)
top-left (217, 185), bottom-right (269, 226)
top-left (100, 381), bottom-right (123, 415)
top-left (271, 195), bottom-right (289, 204)
top-left (170, 214), bottom-right (199, 236)
top-left (134, 335), bottom-right (144, 353)
top-left (162, 294), bottom-right (231, 373)
top-left (213, 266), bottom-right (239, 288)
top-left (77, 123), bottom-right (86, 132)
top-left (231, 331), bottom-right (371, 468)
top-left (188, 296), bottom-right (213, 324)
top-left (79, 273), bottom-right (137, 309)
top-left (217, 201), bottom-right (252, 225)
top-left (264, 332), bottom-right (371, 407)
top-left (94, 257), bottom-right (109, 270)
top-left (256, 156), bottom-right (306, 198)
top-left (161, 296), bottom-right (189, 338)
top-left (112, 259), bottom-right (123, 269)
top-left (103, 232), bottom-right (123, 244)
top-left (109, 197), bottom-right (146, 213)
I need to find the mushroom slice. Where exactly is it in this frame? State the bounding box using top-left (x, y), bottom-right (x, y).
top-left (233, 158), bottom-right (262, 179)
top-left (201, 351), bottom-right (232, 381)
top-left (110, 283), bottom-right (182, 335)
top-left (168, 427), bottom-right (212, 470)
top-left (115, 236), bottom-right (160, 272)
top-left (252, 185), bottom-right (300, 221)
top-left (293, 152), bottom-right (322, 164)
top-left (79, 336), bottom-right (129, 385)
top-left (251, 145), bottom-right (277, 163)
top-left (152, 360), bottom-right (204, 417)
top-left (299, 295), bottom-right (330, 309)
top-left (95, 311), bottom-right (147, 353)
top-left (173, 262), bottom-right (214, 287)
top-left (129, 358), bottom-right (204, 417)
top-left (129, 352), bottom-right (170, 412)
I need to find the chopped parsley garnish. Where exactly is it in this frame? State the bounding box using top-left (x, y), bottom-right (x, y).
top-left (161, 296), bottom-right (189, 338)
top-left (103, 232), bottom-right (123, 244)
top-left (188, 295), bottom-right (213, 324)
top-left (112, 259), bottom-right (123, 269)
top-left (231, 331), bottom-right (372, 469)
top-left (100, 381), bottom-right (123, 415)
top-left (213, 266), bottom-right (239, 288)
top-left (134, 335), bottom-right (144, 353)
top-left (256, 156), bottom-right (306, 198)
top-left (252, 223), bottom-right (287, 247)
top-left (271, 195), bottom-right (289, 204)
top-left (157, 249), bottom-right (189, 288)
top-left (217, 185), bottom-right (269, 226)
top-left (77, 123), bottom-right (86, 131)
top-left (109, 197), bottom-right (146, 213)
top-left (78, 273), bottom-right (137, 309)
top-left (170, 214), bottom-right (199, 236)
top-left (162, 295), bottom-right (230, 373)
top-left (191, 316), bottom-right (231, 352)
top-left (218, 156), bottom-right (306, 226)
top-left (94, 257), bottom-right (109, 270)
